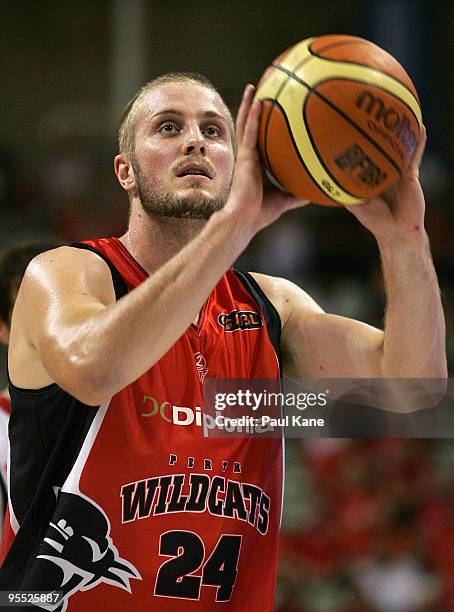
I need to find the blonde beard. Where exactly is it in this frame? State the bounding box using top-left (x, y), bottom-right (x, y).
top-left (135, 169), bottom-right (226, 221)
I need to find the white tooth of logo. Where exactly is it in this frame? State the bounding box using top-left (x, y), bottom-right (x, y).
top-left (82, 536), bottom-right (107, 563)
top-left (44, 537), bottom-right (64, 553)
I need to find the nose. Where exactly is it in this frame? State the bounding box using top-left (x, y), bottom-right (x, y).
top-left (183, 124), bottom-right (206, 156)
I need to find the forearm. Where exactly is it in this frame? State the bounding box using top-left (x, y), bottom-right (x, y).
top-left (378, 233), bottom-right (447, 379)
top-left (55, 209), bottom-right (251, 402)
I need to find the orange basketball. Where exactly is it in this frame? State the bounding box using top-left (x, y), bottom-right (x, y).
top-left (255, 34), bottom-right (422, 206)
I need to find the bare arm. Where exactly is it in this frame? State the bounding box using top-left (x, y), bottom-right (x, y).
top-left (256, 249), bottom-right (445, 382)
top-left (344, 126), bottom-right (446, 380)
top-left (251, 273), bottom-right (385, 378)
top-left (274, 265), bottom-right (446, 381)
top-left (256, 128), bottom-right (447, 384)
top-left (377, 236), bottom-right (446, 379)
top-left (10, 214), bottom-right (250, 405)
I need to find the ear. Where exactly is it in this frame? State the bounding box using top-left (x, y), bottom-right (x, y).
top-left (0, 320), bottom-right (10, 346)
top-left (114, 155), bottom-right (137, 194)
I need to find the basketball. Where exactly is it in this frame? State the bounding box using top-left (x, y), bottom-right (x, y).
top-left (255, 34), bottom-right (423, 206)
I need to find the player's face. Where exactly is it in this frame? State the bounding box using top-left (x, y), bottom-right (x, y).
top-left (131, 82), bottom-right (235, 220)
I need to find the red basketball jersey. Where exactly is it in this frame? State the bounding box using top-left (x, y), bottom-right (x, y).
top-left (1, 237), bottom-right (283, 611)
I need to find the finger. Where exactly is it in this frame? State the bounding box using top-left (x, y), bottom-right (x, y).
top-left (241, 97), bottom-right (262, 151)
top-left (344, 200), bottom-right (370, 216)
top-left (409, 124), bottom-right (427, 175)
top-left (284, 197), bottom-right (311, 211)
top-left (370, 183), bottom-right (398, 210)
top-left (235, 84), bottom-right (255, 145)
top-left (264, 186), bottom-right (311, 212)
top-left (345, 196), bottom-right (382, 215)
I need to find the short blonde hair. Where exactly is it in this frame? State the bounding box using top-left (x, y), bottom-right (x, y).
top-left (118, 72), bottom-right (236, 163)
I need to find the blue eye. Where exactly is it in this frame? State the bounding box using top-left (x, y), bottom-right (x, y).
top-left (159, 123), bottom-right (178, 134)
top-left (204, 126), bottom-right (221, 137)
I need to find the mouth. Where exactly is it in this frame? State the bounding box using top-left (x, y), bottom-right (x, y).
top-left (176, 164), bottom-right (213, 180)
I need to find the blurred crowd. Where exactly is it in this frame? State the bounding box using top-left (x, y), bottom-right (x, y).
top-left (277, 438), bottom-right (454, 612)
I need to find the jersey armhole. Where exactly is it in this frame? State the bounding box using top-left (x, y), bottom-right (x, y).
top-left (70, 243), bottom-right (128, 300)
top-left (233, 269), bottom-right (282, 373)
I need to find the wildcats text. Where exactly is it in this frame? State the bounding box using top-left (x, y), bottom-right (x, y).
top-left (121, 473), bottom-right (270, 535)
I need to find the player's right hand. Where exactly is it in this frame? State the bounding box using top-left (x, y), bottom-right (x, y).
top-left (222, 84), bottom-right (309, 236)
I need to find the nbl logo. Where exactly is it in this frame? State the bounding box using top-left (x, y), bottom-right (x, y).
top-left (217, 310), bottom-right (262, 332)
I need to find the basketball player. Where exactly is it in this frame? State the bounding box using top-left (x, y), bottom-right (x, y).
top-left (0, 242), bottom-right (57, 547)
top-left (0, 73), bottom-right (446, 611)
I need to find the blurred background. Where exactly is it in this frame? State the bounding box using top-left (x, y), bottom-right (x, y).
top-left (0, 1), bottom-right (453, 609)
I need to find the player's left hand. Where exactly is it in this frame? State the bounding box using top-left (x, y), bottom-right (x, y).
top-left (345, 126), bottom-right (427, 247)
top-left (261, 174), bottom-right (311, 219)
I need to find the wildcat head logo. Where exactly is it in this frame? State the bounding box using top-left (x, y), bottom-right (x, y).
top-left (31, 492), bottom-right (141, 610)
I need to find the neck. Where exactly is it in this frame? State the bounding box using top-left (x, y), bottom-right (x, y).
top-left (119, 202), bottom-right (207, 274)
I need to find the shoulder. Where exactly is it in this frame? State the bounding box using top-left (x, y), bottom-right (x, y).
top-left (9, 246), bottom-right (117, 389)
top-left (13, 245), bottom-right (116, 340)
top-left (22, 245), bottom-right (115, 303)
top-left (248, 272), bottom-right (323, 329)
top-left (25, 245), bottom-right (111, 278)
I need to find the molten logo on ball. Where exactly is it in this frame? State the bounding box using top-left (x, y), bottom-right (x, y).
top-left (356, 91), bottom-right (418, 157)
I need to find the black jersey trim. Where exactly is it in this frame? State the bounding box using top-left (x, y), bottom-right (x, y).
top-left (233, 270), bottom-right (282, 373)
top-left (70, 242), bottom-right (129, 300)
top-left (7, 377), bottom-right (58, 393)
top-left (0, 386), bottom-right (100, 590)
top-left (0, 473), bottom-right (6, 520)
